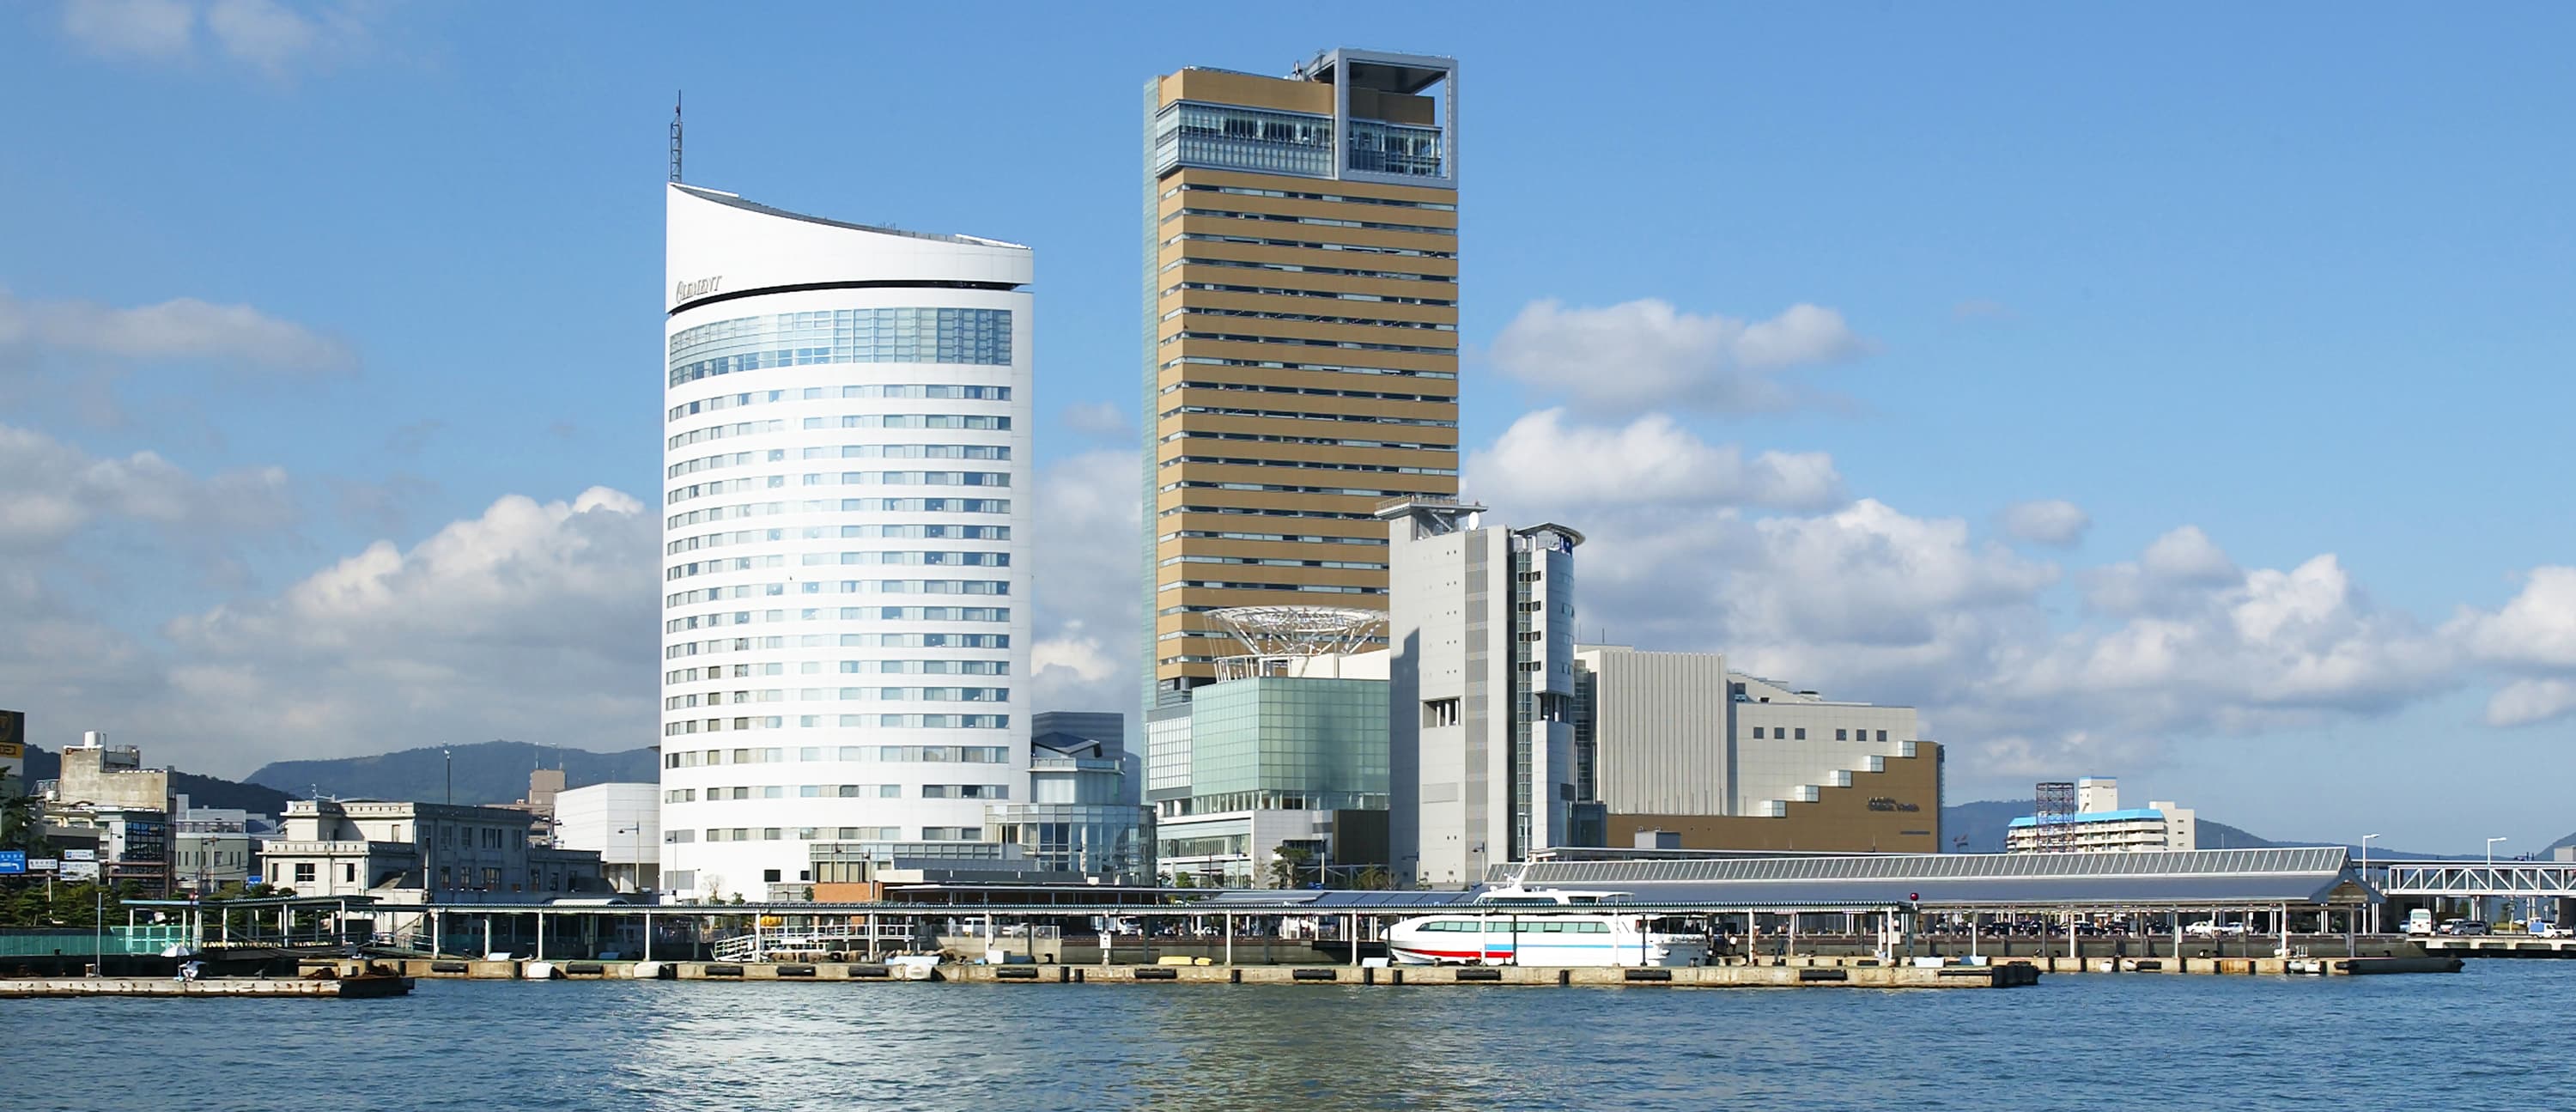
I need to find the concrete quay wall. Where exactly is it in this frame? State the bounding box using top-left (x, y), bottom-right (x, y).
top-left (288, 951), bottom-right (2460, 984)
top-left (948, 962), bottom-right (2038, 988)
top-left (0, 975), bottom-right (408, 998)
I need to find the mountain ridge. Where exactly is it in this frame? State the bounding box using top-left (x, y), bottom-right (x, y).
top-left (246, 740), bottom-right (659, 806)
top-left (1941, 799), bottom-right (2479, 860)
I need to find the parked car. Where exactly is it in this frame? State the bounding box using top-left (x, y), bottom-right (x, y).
top-left (2184, 921), bottom-right (2249, 938)
top-left (2533, 924), bottom-right (2573, 939)
top-left (2437, 920), bottom-right (2491, 936)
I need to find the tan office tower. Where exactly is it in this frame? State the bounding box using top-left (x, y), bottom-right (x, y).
top-left (1142, 48), bottom-right (1461, 708)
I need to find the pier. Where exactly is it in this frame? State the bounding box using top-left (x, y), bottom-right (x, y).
top-left (283, 947), bottom-right (2465, 985)
top-left (63, 846), bottom-right (2483, 993)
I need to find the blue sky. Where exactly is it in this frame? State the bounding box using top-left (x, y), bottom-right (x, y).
top-left (4, 1), bottom-right (2573, 854)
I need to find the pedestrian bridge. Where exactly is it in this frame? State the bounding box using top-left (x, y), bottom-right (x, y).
top-left (2370, 860), bottom-right (2576, 898)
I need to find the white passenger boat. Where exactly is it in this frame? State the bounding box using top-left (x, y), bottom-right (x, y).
top-left (1385, 883), bottom-right (1709, 968)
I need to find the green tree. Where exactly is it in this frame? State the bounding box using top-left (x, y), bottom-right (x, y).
top-left (1352, 866), bottom-right (1393, 891)
top-left (0, 790), bottom-right (42, 854)
top-left (1267, 848), bottom-right (1312, 890)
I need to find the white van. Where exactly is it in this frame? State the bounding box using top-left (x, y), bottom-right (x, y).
top-left (2404, 908), bottom-right (2434, 936)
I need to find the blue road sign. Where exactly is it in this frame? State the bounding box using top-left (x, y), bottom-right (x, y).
top-left (0, 851), bottom-right (25, 875)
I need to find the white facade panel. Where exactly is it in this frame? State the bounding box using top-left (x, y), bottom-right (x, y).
top-left (1729, 673), bottom-right (1919, 817)
top-left (659, 184), bottom-right (1032, 901)
top-left (1577, 646), bottom-right (1733, 816)
top-left (1386, 499), bottom-right (1580, 888)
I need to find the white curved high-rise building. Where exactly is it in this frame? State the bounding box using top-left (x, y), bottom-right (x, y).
top-left (660, 182), bottom-right (1032, 901)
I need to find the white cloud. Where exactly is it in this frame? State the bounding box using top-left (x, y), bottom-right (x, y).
top-left (0, 422), bottom-right (294, 554)
top-left (0, 289), bottom-right (353, 375)
top-left (1488, 299), bottom-right (1868, 415)
top-left (1467, 409), bottom-right (1843, 511)
top-left (2085, 526), bottom-right (2241, 615)
top-left (2447, 567), bottom-right (2576, 726)
top-left (2485, 678), bottom-right (2576, 728)
top-left (56, 0), bottom-right (368, 76)
top-left (2005, 552), bottom-right (2447, 731)
top-left (1974, 732), bottom-right (2166, 780)
top-left (144, 487), bottom-right (659, 769)
top-left (1, 437), bottom-right (1153, 772)
top-left (1492, 447), bottom-right (2454, 797)
top-left (2141, 526), bottom-right (2238, 583)
top-left (1059, 400), bottom-right (1133, 443)
top-left (1027, 449), bottom-right (1144, 720)
top-left (2451, 567), bottom-right (2576, 670)
top-left (1998, 499), bottom-right (2089, 547)
top-left (60, 0), bottom-right (196, 58)
top-left (205, 0), bottom-right (319, 72)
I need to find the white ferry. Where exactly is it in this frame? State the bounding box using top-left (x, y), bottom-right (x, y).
top-left (1384, 884), bottom-right (1710, 968)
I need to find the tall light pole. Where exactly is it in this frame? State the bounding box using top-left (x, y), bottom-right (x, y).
top-left (2361, 834), bottom-right (2380, 934)
top-left (614, 825), bottom-right (639, 893)
top-left (2487, 836), bottom-right (2508, 925)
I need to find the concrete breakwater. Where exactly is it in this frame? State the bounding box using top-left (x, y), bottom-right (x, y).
top-left (284, 951), bottom-right (2458, 985)
top-left (0, 975), bottom-right (412, 999)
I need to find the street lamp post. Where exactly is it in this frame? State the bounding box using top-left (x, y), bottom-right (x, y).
top-left (614, 825), bottom-right (640, 893)
top-left (2485, 837), bottom-right (2508, 925)
top-left (2362, 834), bottom-right (2380, 934)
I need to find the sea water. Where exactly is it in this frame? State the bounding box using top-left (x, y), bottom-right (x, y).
top-left (10, 961), bottom-right (2567, 1110)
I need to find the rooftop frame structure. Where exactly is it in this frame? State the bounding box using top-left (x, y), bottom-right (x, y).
top-left (1208, 605), bottom-right (1386, 681)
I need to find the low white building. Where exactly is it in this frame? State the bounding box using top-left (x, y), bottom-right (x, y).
top-left (259, 799), bottom-right (606, 900)
top-left (554, 783), bottom-right (661, 894)
top-left (2007, 777), bottom-right (2197, 853)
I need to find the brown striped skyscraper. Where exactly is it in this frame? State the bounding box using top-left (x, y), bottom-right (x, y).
top-left (1142, 49), bottom-right (1461, 708)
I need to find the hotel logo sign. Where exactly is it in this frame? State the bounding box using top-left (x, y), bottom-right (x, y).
top-left (674, 276), bottom-right (724, 302)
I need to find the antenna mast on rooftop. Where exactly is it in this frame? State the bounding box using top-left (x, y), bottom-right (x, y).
top-left (669, 91), bottom-right (684, 184)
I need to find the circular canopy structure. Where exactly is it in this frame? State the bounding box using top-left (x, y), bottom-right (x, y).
top-left (1209, 605), bottom-right (1385, 666)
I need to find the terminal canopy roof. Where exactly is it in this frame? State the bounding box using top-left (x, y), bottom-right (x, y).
top-left (1480, 848), bottom-right (2376, 912)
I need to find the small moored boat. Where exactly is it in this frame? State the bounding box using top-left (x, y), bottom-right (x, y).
top-left (1385, 883), bottom-right (1707, 968)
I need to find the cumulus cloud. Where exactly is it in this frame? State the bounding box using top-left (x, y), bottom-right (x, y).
top-left (0, 434), bottom-right (1152, 771)
top-left (2451, 567), bottom-right (2576, 670)
top-left (1488, 299), bottom-right (1868, 415)
top-left (2085, 526), bottom-right (2241, 615)
top-left (2447, 567), bottom-right (2576, 726)
top-left (0, 422), bottom-right (294, 555)
top-left (1481, 430), bottom-right (2458, 797)
top-left (1998, 499), bottom-right (2089, 547)
top-left (2004, 552), bottom-right (2447, 733)
top-left (1028, 450), bottom-right (1145, 723)
top-left (0, 289), bottom-right (353, 375)
top-left (57, 0), bottom-right (368, 76)
top-left (2484, 678), bottom-right (2576, 728)
top-left (1467, 409), bottom-right (1842, 511)
top-left (145, 488), bottom-right (659, 768)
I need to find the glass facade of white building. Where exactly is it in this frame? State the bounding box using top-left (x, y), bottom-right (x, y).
top-left (659, 183), bottom-right (1033, 901)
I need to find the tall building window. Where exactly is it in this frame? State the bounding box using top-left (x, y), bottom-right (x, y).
top-left (1156, 102), bottom-right (1334, 178)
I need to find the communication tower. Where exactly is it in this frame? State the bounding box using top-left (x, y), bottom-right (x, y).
top-left (2034, 781), bottom-right (2078, 854)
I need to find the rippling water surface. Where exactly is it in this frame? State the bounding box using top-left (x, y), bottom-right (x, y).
top-left (12, 962), bottom-right (2572, 1110)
